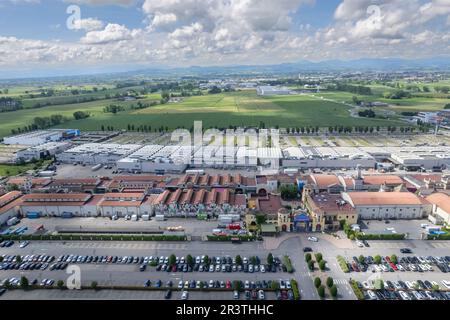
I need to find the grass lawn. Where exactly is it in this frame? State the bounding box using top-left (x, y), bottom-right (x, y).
top-left (0, 164), bottom-right (35, 177)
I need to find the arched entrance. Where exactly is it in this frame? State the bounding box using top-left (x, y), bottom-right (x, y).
top-left (316, 224), bottom-right (322, 232)
top-left (258, 188), bottom-right (267, 197)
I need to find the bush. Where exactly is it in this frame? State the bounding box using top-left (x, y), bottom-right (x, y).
top-left (308, 260), bottom-right (315, 271)
top-left (317, 285), bottom-right (325, 298)
top-left (20, 276), bottom-right (29, 289)
top-left (358, 255), bottom-right (365, 264)
top-left (57, 280), bottom-right (65, 289)
top-left (290, 279), bottom-right (300, 300)
top-left (390, 254), bottom-right (398, 265)
top-left (356, 233), bottom-right (406, 240)
top-left (315, 253), bottom-right (323, 263)
top-left (282, 255), bottom-right (294, 273)
top-left (336, 256), bottom-right (349, 273)
top-left (350, 280), bottom-right (365, 300)
top-left (305, 253), bottom-right (312, 262)
top-left (267, 253), bottom-right (274, 265)
top-left (314, 277), bottom-right (321, 288)
top-left (374, 255), bottom-right (382, 264)
top-left (330, 285), bottom-right (338, 298)
top-left (91, 281), bottom-right (98, 290)
top-left (319, 260), bottom-right (327, 271)
top-left (326, 277), bottom-right (334, 288)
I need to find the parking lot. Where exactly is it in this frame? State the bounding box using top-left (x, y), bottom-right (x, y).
top-left (359, 219), bottom-right (437, 240)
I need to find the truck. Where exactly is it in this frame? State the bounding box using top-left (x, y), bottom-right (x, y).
top-left (155, 215), bottom-right (165, 221)
top-left (186, 169), bottom-right (204, 175)
top-left (6, 217), bottom-right (19, 226)
top-left (131, 214), bottom-right (138, 221)
top-left (91, 164), bottom-right (102, 171)
top-left (38, 170), bottom-right (55, 177)
top-left (141, 215), bottom-right (150, 221)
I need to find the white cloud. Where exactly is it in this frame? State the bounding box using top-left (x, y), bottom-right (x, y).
top-left (63, 0), bottom-right (135, 6)
top-left (72, 18), bottom-right (104, 31)
top-left (80, 23), bottom-right (141, 44)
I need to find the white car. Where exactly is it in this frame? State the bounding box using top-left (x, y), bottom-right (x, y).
top-left (244, 280), bottom-right (250, 289)
top-left (178, 281), bottom-right (183, 289)
top-left (209, 280), bottom-right (214, 288)
top-left (396, 264), bottom-right (404, 271)
top-left (366, 290), bottom-right (378, 300)
top-left (399, 291), bottom-right (411, 300)
top-left (362, 281), bottom-right (372, 289)
top-left (405, 281), bottom-right (415, 290)
top-left (308, 236), bottom-right (318, 242)
top-left (260, 265), bottom-right (266, 273)
top-left (19, 241), bottom-right (30, 248)
top-left (442, 280), bottom-right (450, 289)
top-left (356, 241), bottom-right (364, 247)
top-left (181, 291), bottom-right (189, 300)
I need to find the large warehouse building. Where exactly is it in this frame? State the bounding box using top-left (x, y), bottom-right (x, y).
top-left (3, 129), bottom-right (79, 146)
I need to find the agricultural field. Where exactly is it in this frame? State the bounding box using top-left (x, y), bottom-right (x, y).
top-left (0, 163), bottom-right (35, 177)
top-left (1, 84), bottom-right (445, 139)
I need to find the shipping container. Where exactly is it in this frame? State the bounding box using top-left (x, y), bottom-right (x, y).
top-left (26, 212), bottom-right (40, 219)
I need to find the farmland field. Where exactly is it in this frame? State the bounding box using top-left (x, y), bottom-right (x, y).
top-left (0, 89), bottom-right (434, 139)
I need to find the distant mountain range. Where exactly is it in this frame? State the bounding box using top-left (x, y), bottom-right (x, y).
top-left (1, 57), bottom-right (449, 82)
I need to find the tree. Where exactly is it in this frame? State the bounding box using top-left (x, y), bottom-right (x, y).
top-left (319, 260), bottom-right (327, 271)
top-left (203, 255), bottom-right (209, 265)
top-left (317, 285), bottom-right (325, 298)
top-left (250, 256), bottom-right (257, 265)
top-left (315, 253), bottom-right (323, 263)
top-left (255, 214), bottom-right (266, 225)
top-left (280, 184), bottom-right (298, 200)
top-left (267, 253), bottom-right (274, 265)
top-left (0, 256), bottom-right (3, 263)
top-left (169, 254), bottom-right (176, 266)
top-left (91, 281), bottom-right (98, 290)
top-left (234, 255), bottom-right (242, 266)
top-left (3, 279), bottom-right (11, 289)
top-left (16, 255), bottom-right (22, 263)
top-left (358, 255), bottom-right (365, 264)
top-left (305, 253), bottom-right (312, 263)
top-left (271, 281), bottom-right (280, 290)
top-left (326, 277), bottom-right (334, 288)
top-left (186, 254), bottom-right (194, 266)
top-left (232, 280), bottom-right (242, 291)
top-left (73, 111), bottom-right (90, 120)
top-left (308, 260), bottom-right (315, 271)
top-left (57, 280), bottom-right (65, 289)
top-left (390, 254), bottom-right (398, 265)
top-left (20, 276), bottom-right (29, 289)
top-left (314, 277), bottom-right (321, 288)
top-left (374, 255), bottom-right (382, 264)
top-left (330, 285), bottom-right (338, 298)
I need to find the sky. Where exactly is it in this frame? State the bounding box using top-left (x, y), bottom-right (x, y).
top-left (0, 0), bottom-right (449, 77)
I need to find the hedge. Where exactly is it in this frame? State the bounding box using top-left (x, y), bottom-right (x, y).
top-left (206, 235), bottom-right (256, 242)
top-left (355, 233), bottom-right (406, 240)
top-left (349, 280), bottom-right (365, 300)
top-left (427, 233), bottom-right (450, 240)
top-left (337, 256), bottom-right (349, 273)
top-left (0, 234), bottom-right (186, 242)
top-left (282, 255), bottom-right (294, 273)
top-left (290, 279), bottom-right (300, 300)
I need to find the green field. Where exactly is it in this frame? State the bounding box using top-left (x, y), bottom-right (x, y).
top-left (0, 164), bottom-right (34, 177)
top-left (0, 90), bottom-right (412, 138)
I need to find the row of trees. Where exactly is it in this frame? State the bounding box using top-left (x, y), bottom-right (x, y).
top-left (334, 83), bottom-right (372, 95)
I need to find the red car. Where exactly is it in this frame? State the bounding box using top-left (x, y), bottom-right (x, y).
top-left (226, 280), bottom-right (231, 289)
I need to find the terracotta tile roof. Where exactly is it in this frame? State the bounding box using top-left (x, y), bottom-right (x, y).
top-left (310, 174), bottom-right (341, 188)
top-left (257, 194), bottom-right (282, 213)
top-left (426, 193), bottom-right (450, 214)
top-left (346, 192), bottom-right (428, 206)
top-left (363, 175), bottom-right (404, 185)
top-left (22, 193), bottom-right (92, 202)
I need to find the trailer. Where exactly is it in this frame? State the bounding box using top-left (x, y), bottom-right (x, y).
top-left (6, 217), bottom-right (19, 226)
top-left (91, 164), bottom-right (102, 171)
top-left (155, 215), bottom-right (165, 221)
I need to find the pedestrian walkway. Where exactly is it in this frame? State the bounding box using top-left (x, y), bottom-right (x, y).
top-left (428, 241), bottom-right (450, 249)
top-left (61, 241), bottom-right (187, 250)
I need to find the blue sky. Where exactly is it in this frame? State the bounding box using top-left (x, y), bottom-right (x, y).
top-left (0, 0), bottom-right (449, 77)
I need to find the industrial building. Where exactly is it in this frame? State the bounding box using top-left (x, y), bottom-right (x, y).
top-left (0, 191), bottom-right (22, 225)
top-left (116, 145), bottom-right (189, 173)
top-left (14, 142), bottom-right (72, 162)
top-left (256, 86), bottom-right (291, 96)
top-left (3, 129), bottom-right (79, 146)
top-left (57, 143), bottom-right (143, 165)
top-left (282, 147), bottom-right (376, 169)
top-left (341, 192), bottom-right (431, 220)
